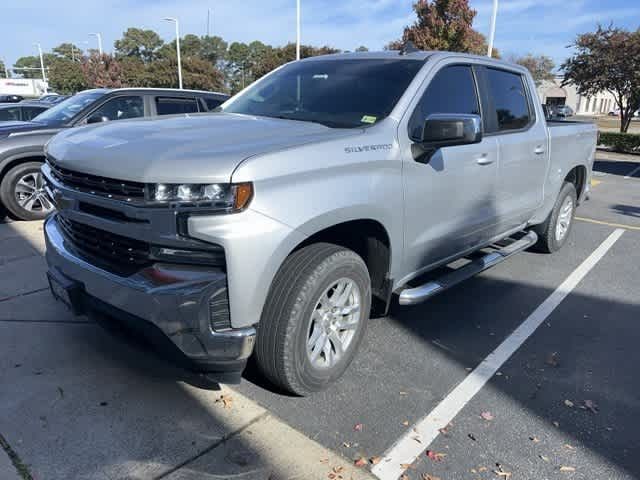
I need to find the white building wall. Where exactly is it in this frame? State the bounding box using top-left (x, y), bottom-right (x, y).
top-left (537, 76), bottom-right (618, 116)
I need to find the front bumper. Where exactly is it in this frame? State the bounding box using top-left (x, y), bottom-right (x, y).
top-left (44, 214), bottom-right (255, 381)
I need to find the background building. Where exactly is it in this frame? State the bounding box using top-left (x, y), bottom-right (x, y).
top-left (537, 75), bottom-right (617, 116)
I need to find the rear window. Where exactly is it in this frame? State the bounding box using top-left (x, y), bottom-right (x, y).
top-left (486, 68), bottom-right (531, 132)
top-left (155, 97), bottom-right (199, 115)
top-left (0, 107), bottom-right (21, 121)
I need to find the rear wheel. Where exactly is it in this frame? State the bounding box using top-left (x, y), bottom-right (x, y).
top-left (0, 162), bottom-right (54, 221)
top-left (532, 182), bottom-right (577, 253)
top-left (255, 243), bottom-right (371, 396)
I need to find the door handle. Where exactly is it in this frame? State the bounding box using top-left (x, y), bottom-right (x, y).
top-left (534, 146), bottom-right (546, 155)
top-left (475, 154), bottom-right (494, 165)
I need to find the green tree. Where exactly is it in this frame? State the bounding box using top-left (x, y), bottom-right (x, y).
top-left (82, 53), bottom-right (124, 88)
top-left (14, 54), bottom-right (56, 79)
top-left (52, 43), bottom-right (84, 62)
top-left (355, 46), bottom-right (369, 52)
top-left (388, 0), bottom-right (495, 56)
top-left (48, 59), bottom-right (88, 94)
top-left (562, 25), bottom-right (640, 133)
top-left (0, 59), bottom-right (7, 78)
top-left (201, 36), bottom-right (228, 65)
top-left (114, 28), bottom-right (164, 63)
top-left (512, 54), bottom-right (555, 86)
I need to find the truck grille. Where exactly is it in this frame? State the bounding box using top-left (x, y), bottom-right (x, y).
top-left (57, 215), bottom-right (151, 275)
top-left (47, 160), bottom-right (146, 199)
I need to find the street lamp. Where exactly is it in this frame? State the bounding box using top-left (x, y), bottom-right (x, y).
top-left (163, 17), bottom-right (183, 89)
top-left (34, 43), bottom-right (48, 94)
top-left (207, 8), bottom-right (212, 37)
top-left (487, 0), bottom-right (498, 57)
top-left (296, 0), bottom-right (301, 60)
top-left (89, 32), bottom-right (103, 56)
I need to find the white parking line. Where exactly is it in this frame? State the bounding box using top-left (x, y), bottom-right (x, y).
top-left (372, 228), bottom-right (625, 480)
top-left (624, 164), bottom-right (640, 179)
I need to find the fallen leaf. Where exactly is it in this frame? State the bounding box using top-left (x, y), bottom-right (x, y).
top-left (494, 464), bottom-right (512, 478)
top-left (57, 387), bottom-right (64, 398)
top-left (438, 426), bottom-right (448, 435)
top-left (553, 421), bottom-right (560, 428)
top-left (564, 444), bottom-right (576, 450)
top-left (539, 455), bottom-right (550, 462)
top-left (399, 391), bottom-right (409, 396)
top-left (354, 457), bottom-right (368, 467)
top-left (468, 433), bottom-right (477, 441)
top-left (342, 442), bottom-right (351, 448)
top-left (370, 456), bottom-right (381, 465)
top-left (481, 411), bottom-right (494, 421)
top-left (400, 475), bottom-right (410, 480)
top-left (412, 436), bottom-right (422, 444)
top-left (400, 463), bottom-right (415, 470)
top-left (402, 421), bottom-right (410, 426)
top-left (426, 450), bottom-right (446, 462)
top-left (215, 394), bottom-right (233, 409)
top-left (471, 468), bottom-right (477, 473)
top-left (560, 466), bottom-right (576, 472)
top-left (478, 466), bottom-right (488, 472)
top-left (564, 399), bottom-right (574, 408)
top-left (529, 436), bottom-right (540, 443)
top-left (319, 458), bottom-right (329, 464)
top-left (546, 352), bottom-right (560, 367)
top-left (354, 423), bottom-right (363, 432)
top-left (422, 474), bottom-right (441, 480)
top-left (332, 466), bottom-right (344, 474)
top-left (584, 400), bottom-right (599, 414)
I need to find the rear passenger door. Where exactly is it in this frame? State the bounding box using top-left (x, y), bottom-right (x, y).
top-left (481, 67), bottom-right (548, 229)
top-left (154, 96), bottom-right (200, 115)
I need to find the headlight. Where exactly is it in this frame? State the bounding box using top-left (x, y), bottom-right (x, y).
top-left (148, 182), bottom-right (253, 211)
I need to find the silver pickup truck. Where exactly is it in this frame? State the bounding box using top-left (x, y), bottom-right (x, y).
top-left (42, 50), bottom-right (597, 395)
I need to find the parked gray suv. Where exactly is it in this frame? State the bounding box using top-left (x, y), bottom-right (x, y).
top-left (43, 51), bottom-right (597, 395)
top-left (0, 88), bottom-right (229, 220)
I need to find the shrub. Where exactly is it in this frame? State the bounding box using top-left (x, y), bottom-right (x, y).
top-left (599, 131), bottom-right (640, 153)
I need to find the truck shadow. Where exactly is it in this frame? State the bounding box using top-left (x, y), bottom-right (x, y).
top-left (610, 204), bottom-right (640, 219)
top-left (594, 160), bottom-right (640, 177)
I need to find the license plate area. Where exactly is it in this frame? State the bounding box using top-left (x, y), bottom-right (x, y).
top-left (47, 270), bottom-right (85, 315)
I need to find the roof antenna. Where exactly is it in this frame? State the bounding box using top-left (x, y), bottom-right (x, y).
top-left (399, 41), bottom-right (419, 56)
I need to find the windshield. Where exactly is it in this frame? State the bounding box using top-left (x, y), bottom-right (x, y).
top-left (32, 91), bottom-right (105, 124)
top-left (222, 59), bottom-right (423, 128)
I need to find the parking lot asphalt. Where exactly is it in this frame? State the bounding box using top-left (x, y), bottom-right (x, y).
top-left (1, 152), bottom-right (639, 480)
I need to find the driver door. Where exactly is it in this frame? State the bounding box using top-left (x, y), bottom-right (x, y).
top-left (401, 63), bottom-right (500, 278)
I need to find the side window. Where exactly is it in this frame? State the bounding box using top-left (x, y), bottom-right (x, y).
top-left (408, 65), bottom-right (480, 140)
top-left (155, 97), bottom-right (199, 115)
top-left (0, 108), bottom-right (21, 121)
top-left (204, 97), bottom-right (224, 111)
top-left (90, 96), bottom-right (144, 121)
top-left (486, 68), bottom-right (531, 131)
top-left (23, 107), bottom-right (46, 121)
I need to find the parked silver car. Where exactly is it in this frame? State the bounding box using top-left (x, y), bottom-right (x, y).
top-left (43, 50), bottom-right (597, 394)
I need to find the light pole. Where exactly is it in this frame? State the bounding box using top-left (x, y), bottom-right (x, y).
top-left (296, 0), bottom-right (301, 60)
top-left (34, 43), bottom-right (48, 94)
top-left (89, 32), bottom-right (103, 56)
top-left (207, 8), bottom-right (212, 37)
top-left (163, 17), bottom-right (183, 89)
top-left (487, 0), bottom-right (498, 57)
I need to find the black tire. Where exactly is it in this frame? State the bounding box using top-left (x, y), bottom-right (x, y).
top-left (0, 162), bottom-right (53, 221)
top-left (255, 243), bottom-right (371, 396)
top-left (532, 182), bottom-right (577, 253)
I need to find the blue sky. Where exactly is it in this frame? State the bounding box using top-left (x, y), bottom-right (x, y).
top-left (2, 0), bottom-right (639, 71)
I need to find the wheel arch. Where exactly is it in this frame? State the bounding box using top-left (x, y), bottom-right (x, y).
top-left (564, 165), bottom-right (588, 203)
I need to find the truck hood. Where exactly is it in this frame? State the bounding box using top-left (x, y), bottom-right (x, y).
top-left (47, 113), bottom-right (361, 184)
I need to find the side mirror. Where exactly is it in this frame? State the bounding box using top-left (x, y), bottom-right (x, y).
top-left (87, 114), bottom-right (109, 124)
top-left (413, 114), bottom-right (483, 163)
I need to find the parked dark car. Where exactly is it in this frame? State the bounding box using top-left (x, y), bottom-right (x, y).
top-left (554, 105), bottom-right (574, 118)
top-left (38, 94), bottom-right (70, 105)
top-left (0, 88), bottom-right (230, 220)
top-left (0, 94), bottom-right (24, 103)
top-left (0, 102), bottom-right (50, 122)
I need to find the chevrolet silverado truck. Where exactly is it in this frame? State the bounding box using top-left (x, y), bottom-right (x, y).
top-left (42, 50), bottom-right (597, 395)
top-left (0, 88), bottom-right (229, 220)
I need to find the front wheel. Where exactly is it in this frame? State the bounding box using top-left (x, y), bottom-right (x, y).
top-left (532, 182), bottom-right (577, 253)
top-left (255, 243), bottom-right (371, 396)
top-left (0, 162), bottom-right (54, 221)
